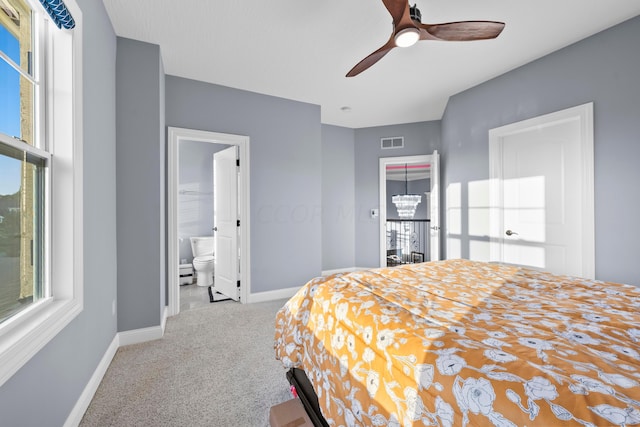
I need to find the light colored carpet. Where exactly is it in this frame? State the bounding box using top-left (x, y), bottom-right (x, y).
top-left (80, 299), bottom-right (292, 427)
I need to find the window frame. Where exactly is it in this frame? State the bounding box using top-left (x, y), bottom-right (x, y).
top-left (0, 0), bottom-right (83, 387)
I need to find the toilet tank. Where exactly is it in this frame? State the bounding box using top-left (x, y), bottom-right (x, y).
top-left (190, 236), bottom-right (214, 257)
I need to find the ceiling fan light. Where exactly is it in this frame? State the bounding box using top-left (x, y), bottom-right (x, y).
top-left (395, 28), bottom-right (420, 47)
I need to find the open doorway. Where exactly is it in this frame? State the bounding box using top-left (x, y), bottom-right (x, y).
top-left (379, 152), bottom-right (440, 267)
top-left (177, 141), bottom-right (230, 310)
top-left (167, 127), bottom-right (251, 317)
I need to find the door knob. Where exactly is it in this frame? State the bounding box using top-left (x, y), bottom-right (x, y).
top-left (213, 227), bottom-right (218, 232)
top-left (505, 229), bottom-right (518, 236)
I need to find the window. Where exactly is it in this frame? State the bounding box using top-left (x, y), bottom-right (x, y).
top-left (0, 0), bottom-right (82, 386)
top-left (0, 145), bottom-right (46, 324)
top-left (0, 0), bottom-right (45, 325)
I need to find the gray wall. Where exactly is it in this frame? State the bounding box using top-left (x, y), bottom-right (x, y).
top-left (441, 15), bottom-right (640, 286)
top-left (116, 38), bottom-right (165, 331)
top-left (321, 124), bottom-right (355, 271)
top-left (166, 76), bottom-right (322, 293)
top-left (354, 121), bottom-right (441, 267)
top-left (178, 141), bottom-right (227, 263)
top-left (159, 51), bottom-right (166, 310)
top-left (0, 0), bottom-right (119, 424)
top-left (4, 9), bottom-right (637, 426)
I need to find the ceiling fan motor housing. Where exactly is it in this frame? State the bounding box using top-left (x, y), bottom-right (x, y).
top-left (410, 4), bottom-right (421, 23)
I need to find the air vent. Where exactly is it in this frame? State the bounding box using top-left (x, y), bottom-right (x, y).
top-left (381, 137), bottom-right (404, 149)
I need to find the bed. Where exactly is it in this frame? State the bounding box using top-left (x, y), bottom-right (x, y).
top-left (274, 259), bottom-right (640, 426)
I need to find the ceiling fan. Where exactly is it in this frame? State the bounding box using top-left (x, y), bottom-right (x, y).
top-left (346, 0), bottom-right (505, 77)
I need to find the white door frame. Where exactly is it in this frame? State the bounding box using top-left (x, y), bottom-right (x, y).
top-left (167, 127), bottom-right (251, 316)
top-left (429, 151), bottom-right (440, 261)
top-left (379, 154), bottom-right (434, 267)
top-left (489, 102), bottom-right (594, 278)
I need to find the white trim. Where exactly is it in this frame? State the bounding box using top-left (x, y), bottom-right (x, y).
top-left (118, 324), bottom-right (164, 347)
top-left (119, 307), bottom-right (167, 347)
top-left (63, 334), bottom-right (119, 427)
top-left (321, 267), bottom-right (368, 276)
top-left (0, 300), bottom-right (82, 386)
top-left (489, 143), bottom-right (504, 263)
top-left (488, 102), bottom-right (595, 278)
top-left (379, 155), bottom-right (432, 267)
top-left (249, 268), bottom-right (377, 303)
top-left (168, 128), bottom-right (178, 315)
top-left (0, 133), bottom-right (51, 158)
top-left (0, 50), bottom-right (37, 84)
top-left (167, 127), bottom-right (251, 316)
top-left (0, 0), bottom-right (84, 387)
top-left (247, 287), bottom-right (300, 304)
top-left (71, 0), bottom-right (84, 313)
top-left (160, 305), bottom-right (168, 333)
top-left (64, 306), bottom-right (165, 427)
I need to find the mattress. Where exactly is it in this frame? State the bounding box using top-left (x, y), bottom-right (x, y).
top-left (274, 259), bottom-right (640, 426)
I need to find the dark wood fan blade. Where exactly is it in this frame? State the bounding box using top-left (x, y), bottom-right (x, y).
top-left (419, 21), bottom-right (505, 41)
top-left (346, 37), bottom-right (396, 77)
top-left (381, 0), bottom-right (410, 26)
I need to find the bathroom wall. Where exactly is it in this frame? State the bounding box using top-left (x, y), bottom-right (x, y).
top-left (178, 140), bottom-right (228, 263)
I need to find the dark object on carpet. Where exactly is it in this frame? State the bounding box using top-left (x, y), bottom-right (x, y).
top-left (286, 368), bottom-right (329, 427)
top-left (208, 286), bottom-right (232, 303)
top-left (269, 398), bottom-right (314, 427)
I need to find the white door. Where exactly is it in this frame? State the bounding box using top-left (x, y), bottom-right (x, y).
top-left (429, 151), bottom-right (440, 261)
top-left (489, 103), bottom-right (594, 278)
top-left (213, 146), bottom-right (239, 301)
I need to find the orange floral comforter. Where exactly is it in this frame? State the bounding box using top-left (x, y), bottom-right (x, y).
top-left (274, 259), bottom-right (640, 426)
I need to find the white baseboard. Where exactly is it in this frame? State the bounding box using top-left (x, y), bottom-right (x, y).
top-left (321, 266), bottom-right (367, 276)
top-left (161, 305), bottom-right (168, 334)
top-left (247, 268), bottom-right (372, 304)
top-left (118, 324), bottom-right (164, 347)
top-left (63, 334), bottom-right (119, 427)
top-left (70, 271), bottom-right (386, 426)
top-left (63, 306), bottom-right (172, 426)
top-left (247, 287), bottom-right (300, 304)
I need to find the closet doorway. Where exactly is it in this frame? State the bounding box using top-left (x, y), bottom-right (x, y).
top-left (379, 152), bottom-right (440, 267)
top-left (167, 127), bottom-right (251, 316)
top-left (489, 103), bottom-right (594, 278)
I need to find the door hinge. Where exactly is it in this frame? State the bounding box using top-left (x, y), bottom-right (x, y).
top-left (237, 219), bottom-right (240, 227)
top-left (236, 159), bottom-right (240, 167)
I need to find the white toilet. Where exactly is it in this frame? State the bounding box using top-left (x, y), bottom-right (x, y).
top-left (190, 236), bottom-right (215, 287)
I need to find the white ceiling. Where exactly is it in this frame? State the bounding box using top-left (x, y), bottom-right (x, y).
top-left (102, 0), bottom-right (640, 129)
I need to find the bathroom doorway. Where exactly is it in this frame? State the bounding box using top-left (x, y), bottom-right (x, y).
top-left (167, 127), bottom-right (251, 316)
